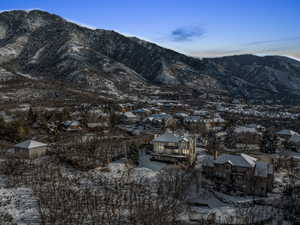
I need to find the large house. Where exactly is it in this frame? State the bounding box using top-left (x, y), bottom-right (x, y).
top-left (12, 140), bottom-right (48, 159)
top-left (203, 153), bottom-right (273, 196)
top-left (151, 131), bottom-right (196, 165)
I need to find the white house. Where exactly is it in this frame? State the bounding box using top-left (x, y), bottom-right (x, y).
top-left (12, 140), bottom-right (48, 158)
top-left (151, 131), bottom-right (196, 165)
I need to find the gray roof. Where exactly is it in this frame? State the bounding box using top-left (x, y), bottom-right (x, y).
top-left (234, 126), bottom-right (259, 134)
top-left (153, 132), bottom-right (182, 143)
top-left (63, 120), bottom-right (80, 127)
top-left (289, 135), bottom-right (300, 143)
top-left (215, 153), bottom-right (257, 168)
top-left (123, 112), bottom-right (137, 118)
top-left (15, 140), bottom-right (47, 149)
top-left (153, 131), bottom-right (190, 143)
top-left (276, 129), bottom-right (299, 136)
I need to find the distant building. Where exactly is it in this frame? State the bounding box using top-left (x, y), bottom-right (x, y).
top-left (276, 129), bottom-right (299, 139)
top-left (203, 153), bottom-right (273, 196)
top-left (121, 112), bottom-right (139, 124)
top-left (63, 120), bottom-right (82, 132)
top-left (12, 140), bottom-right (48, 159)
top-left (151, 131), bottom-right (196, 165)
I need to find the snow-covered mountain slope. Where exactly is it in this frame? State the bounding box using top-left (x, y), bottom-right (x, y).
top-left (1, 10), bottom-right (300, 103)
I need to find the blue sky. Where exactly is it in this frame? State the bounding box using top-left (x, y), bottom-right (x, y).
top-left (1, 0), bottom-right (300, 59)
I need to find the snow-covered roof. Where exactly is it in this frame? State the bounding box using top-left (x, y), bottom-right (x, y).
top-left (145, 113), bottom-right (172, 122)
top-left (184, 116), bottom-right (202, 122)
top-left (175, 112), bottom-right (189, 118)
top-left (289, 135), bottom-right (300, 143)
top-left (215, 153), bottom-right (257, 168)
top-left (15, 140), bottom-right (47, 149)
top-left (214, 117), bottom-right (225, 123)
top-left (276, 129), bottom-right (299, 136)
top-left (153, 132), bottom-right (182, 143)
top-left (193, 110), bottom-right (209, 116)
top-left (87, 122), bottom-right (108, 128)
top-left (153, 131), bottom-right (190, 143)
top-left (63, 120), bottom-right (80, 127)
top-left (234, 126), bottom-right (259, 134)
top-left (133, 108), bottom-right (151, 113)
top-left (245, 123), bottom-right (264, 129)
top-left (123, 111), bottom-right (137, 118)
top-left (216, 131), bottom-right (227, 137)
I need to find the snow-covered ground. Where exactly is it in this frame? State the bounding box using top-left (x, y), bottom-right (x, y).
top-left (183, 186), bottom-right (277, 225)
top-left (0, 188), bottom-right (41, 225)
top-left (138, 151), bottom-right (168, 171)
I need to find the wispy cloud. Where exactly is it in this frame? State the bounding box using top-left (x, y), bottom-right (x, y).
top-left (246, 36), bottom-right (300, 46)
top-left (170, 26), bottom-right (205, 42)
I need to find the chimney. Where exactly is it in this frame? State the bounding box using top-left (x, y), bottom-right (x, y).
top-left (214, 150), bottom-right (218, 160)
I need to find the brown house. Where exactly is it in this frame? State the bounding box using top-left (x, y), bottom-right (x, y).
top-left (203, 153), bottom-right (273, 196)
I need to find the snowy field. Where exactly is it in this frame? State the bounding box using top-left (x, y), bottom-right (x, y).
top-left (138, 151), bottom-right (168, 171)
top-left (0, 187), bottom-right (41, 225)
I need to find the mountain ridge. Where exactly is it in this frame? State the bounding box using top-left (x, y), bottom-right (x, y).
top-left (1, 10), bottom-right (300, 103)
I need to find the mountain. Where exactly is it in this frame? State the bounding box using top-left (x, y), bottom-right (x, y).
top-left (202, 55), bottom-right (300, 102)
top-left (0, 10), bottom-right (300, 103)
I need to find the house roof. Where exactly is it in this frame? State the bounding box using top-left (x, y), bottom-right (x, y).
top-left (289, 135), bottom-right (300, 143)
top-left (153, 131), bottom-right (190, 143)
top-left (276, 129), bottom-right (299, 136)
top-left (175, 112), bottom-right (189, 117)
top-left (123, 112), bottom-right (137, 118)
top-left (246, 124), bottom-right (264, 129)
top-left (15, 140), bottom-right (47, 149)
top-left (184, 116), bottom-right (202, 122)
top-left (234, 126), bottom-right (259, 134)
top-left (215, 153), bottom-right (257, 168)
top-left (153, 132), bottom-right (182, 143)
top-left (63, 120), bottom-right (80, 127)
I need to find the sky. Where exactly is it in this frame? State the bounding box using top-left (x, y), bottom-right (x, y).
top-left (1, 0), bottom-right (300, 60)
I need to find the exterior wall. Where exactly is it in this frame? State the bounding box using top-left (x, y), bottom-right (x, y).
top-left (203, 163), bottom-right (272, 196)
top-left (29, 146), bottom-right (47, 158)
top-left (15, 146), bottom-right (47, 159)
top-left (152, 138), bottom-right (196, 165)
top-left (14, 147), bottom-right (30, 158)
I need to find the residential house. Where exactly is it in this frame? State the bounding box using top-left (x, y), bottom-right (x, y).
top-left (233, 126), bottom-right (262, 151)
top-left (87, 122), bottom-right (110, 130)
top-left (11, 140), bottom-right (48, 159)
top-left (133, 108), bottom-right (151, 119)
top-left (245, 124), bottom-right (266, 132)
top-left (144, 113), bottom-right (173, 128)
top-left (121, 112), bottom-right (139, 124)
top-left (151, 131), bottom-right (196, 165)
top-left (63, 120), bottom-right (82, 132)
top-left (203, 153), bottom-right (273, 196)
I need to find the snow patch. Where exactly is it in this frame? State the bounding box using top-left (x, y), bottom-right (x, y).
top-left (29, 46), bottom-right (46, 64)
top-left (0, 36), bottom-right (29, 63)
top-left (0, 22), bottom-right (8, 39)
top-left (0, 188), bottom-right (42, 224)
